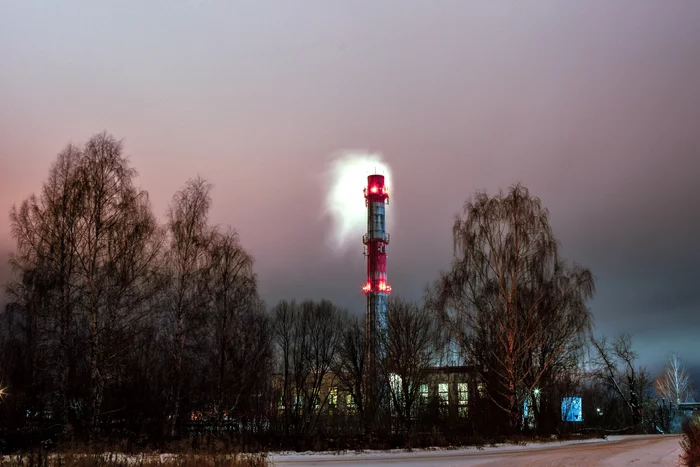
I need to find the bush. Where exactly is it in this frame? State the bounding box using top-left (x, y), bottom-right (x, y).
top-left (0, 452), bottom-right (269, 467)
top-left (681, 415), bottom-right (700, 467)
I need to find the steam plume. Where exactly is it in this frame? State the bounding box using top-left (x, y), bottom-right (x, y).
top-left (323, 150), bottom-right (393, 253)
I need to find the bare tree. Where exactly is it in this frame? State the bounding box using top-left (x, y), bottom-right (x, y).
top-left (163, 176), bottom-right (214, 436)
top-left (655, 353), bottom-right (695, 405)
top-left (205, 229), bottom-right (270, 430)
top-left (71, 132), bottom-right (162, 434)
top-left (591, 334), bottom-right (652, 431)
top-left (332, 316), bottom-right (367, 430)
top-left (3, 136), bottom-right (288, 443)
top-left (520, 262), bottom-right (593, 431)
top-left (273, 300), bottom-right (344, 435)
top-left (7, 134), bottom-right (161, 437)
top-left (383, 297), bottom-right (442, 432)
top-left (7, 145), bottom-right (84, 429)
top-left (433, 183), bottom-right (594, 431)
top-left (273, 299), bottom-right (296, 434)
top-left (303, 300), bottom-right (344, 432)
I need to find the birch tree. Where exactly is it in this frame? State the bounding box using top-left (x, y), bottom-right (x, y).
top-left (655, 353), bottom-right (695, 405)
top-left (72, 132), bottom-right (162, 434)
top-left (163, 176), bottom-right (214, 436)
top-left (433, 183), bottom-right (594, 431)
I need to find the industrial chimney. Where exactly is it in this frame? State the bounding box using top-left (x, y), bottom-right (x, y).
top-left (362, 174), bottom-right (390, 395)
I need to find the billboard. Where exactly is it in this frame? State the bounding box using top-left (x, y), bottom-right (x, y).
top-left (562, 397), bottom-right (582, 422)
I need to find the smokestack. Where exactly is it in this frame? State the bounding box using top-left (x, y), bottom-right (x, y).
top-left (362, 174), bottom-right (390, 395)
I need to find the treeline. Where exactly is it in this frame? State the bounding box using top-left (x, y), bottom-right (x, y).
top-left (0, 133), bottom-right (271, 449)
top-left (0, 133), bottom-right (694, 452)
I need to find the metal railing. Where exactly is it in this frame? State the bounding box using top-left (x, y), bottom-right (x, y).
top-left (363, 232), bottom-right (390, 244)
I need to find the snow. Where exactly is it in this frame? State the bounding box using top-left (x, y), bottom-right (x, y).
top-left (0, 435), bottom-right (682, 466)
top-left (270, 435), bottom-right (683, 466)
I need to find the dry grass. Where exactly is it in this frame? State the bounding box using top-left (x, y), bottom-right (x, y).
top-left (0, 452), bottom-right (269, 467)
top-left (681, 415), bottom-right (700, 467)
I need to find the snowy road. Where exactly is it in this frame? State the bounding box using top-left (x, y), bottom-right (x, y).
top-left (270, 435), bottom-right (682, 467)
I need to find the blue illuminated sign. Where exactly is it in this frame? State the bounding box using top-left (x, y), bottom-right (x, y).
top-left (562, 397), bottom-right (582, 422)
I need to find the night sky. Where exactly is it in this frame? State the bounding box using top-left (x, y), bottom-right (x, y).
top-left (1, 1), bottom-right (699, 383)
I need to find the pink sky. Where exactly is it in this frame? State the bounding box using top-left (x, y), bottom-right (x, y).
top-left (2, 0), bottom-right (700, 377)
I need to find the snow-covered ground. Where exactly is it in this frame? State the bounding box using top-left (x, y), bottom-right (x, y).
top-left (0, 435), bottom-right (682, 466)
top-left (270, 435), bottom-right (683, 466)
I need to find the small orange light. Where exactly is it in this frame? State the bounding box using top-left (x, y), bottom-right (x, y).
top-left (370, 186), bottom-right (378, 193)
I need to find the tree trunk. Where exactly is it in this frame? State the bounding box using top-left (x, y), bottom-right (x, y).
top-left (89, 302), bottom-right (102, 437)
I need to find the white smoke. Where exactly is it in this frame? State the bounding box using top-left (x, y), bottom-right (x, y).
top-left (323, 150), bottom-right (393, 253)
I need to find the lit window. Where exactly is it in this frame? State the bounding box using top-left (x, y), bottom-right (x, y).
top-left (328, 387), bottom-right (338, 405)
top-left (458, 383), bottom-right (468, 405)
top-left (477, 382), bottom-right (486, 398)
top-left (458, 383), bottom-right (468, 417)
top-left (439, 383), bottom-right (449, 404)
top-left (420, 384), bottom-right (428, 400)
